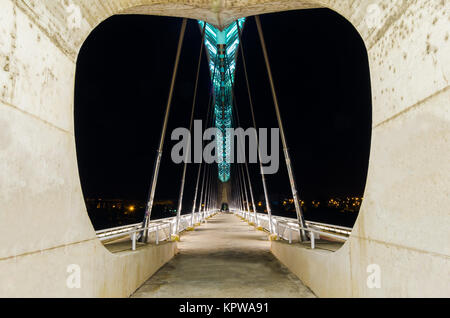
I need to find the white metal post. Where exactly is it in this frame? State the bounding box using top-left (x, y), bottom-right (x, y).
top-left (132, 232), bottom-right (136, 251)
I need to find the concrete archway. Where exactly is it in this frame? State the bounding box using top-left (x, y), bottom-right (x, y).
top-left (0, 1), bottom-right (448, 297)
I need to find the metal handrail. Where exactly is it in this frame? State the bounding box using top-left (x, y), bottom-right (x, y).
top-left (263, 215), bottom-right (352, 234)
top-left (98, 225), bottom-right (159, 242)
top-left (96, 210), bottom-right (218, 251)
top-left (234, 210), bottom-right (350, 249)
top-left (95, 222), bottom-right (142, 235)
top-left (277, 220), bottom-right (348, 248)
top-left (305, 220), bottom-right (352, 232)
top-left (235, 210), bottom-right (351, 234)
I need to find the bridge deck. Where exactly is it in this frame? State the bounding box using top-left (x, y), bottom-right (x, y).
top-left (132, 213), bottom-right (315, 298)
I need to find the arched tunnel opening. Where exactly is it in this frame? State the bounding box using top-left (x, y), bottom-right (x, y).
top-left (75, 9), bottom-right (371, 232)
top-left (1, 0), bottom-right (446, 299)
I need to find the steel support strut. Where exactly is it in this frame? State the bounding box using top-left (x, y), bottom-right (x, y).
top-left (191, 55), bottom-right (218, 225)
top-left (142, 18), bottom-right (187, 242)
top-left (234, 21), bottom-right (273, 233)
top-left (176, 23), bottom-right (206, 233)
top-left (255, 16), bottom-right (307, 241)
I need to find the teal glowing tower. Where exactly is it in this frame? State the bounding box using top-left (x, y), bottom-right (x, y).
top-left (199, 19), bottom-right (245, 182)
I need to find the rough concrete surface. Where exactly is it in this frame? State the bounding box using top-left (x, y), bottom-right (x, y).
top-left (132, 213), bottom-right (315, 298)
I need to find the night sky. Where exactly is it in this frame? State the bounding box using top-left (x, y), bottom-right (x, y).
top-left (74, 9), bottom-right (372, 222)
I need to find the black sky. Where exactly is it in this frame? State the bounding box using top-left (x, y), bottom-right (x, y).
top-left (75, 9), bottom-right (372, 219)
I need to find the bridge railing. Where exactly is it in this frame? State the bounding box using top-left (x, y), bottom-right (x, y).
top-left (95, 210), bottom-right (217, 251)
top-left (233, 210), bottom-right (350, 249)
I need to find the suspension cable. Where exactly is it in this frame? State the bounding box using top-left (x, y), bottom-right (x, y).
top-left (240, 163), bottom-right (251, 214)
top-left (175, 23), bottom-right (206, 234)
top-left (190, 94), bottom-right (211, 224)
top-left (206, 162), bottom-right (213, 213)
top-left (191, 53), bottom-right (218, 225)
top-left (227, 23), bottom-right (272, 231)
top-left (142, 18), bottom-right (187, 242)
top-left (199, 162), bottom-right (209, 216)
top-left (227, 70), bottom-right (251, 217)
top-left (238, 164), bottom-right (245, 212)
top-left (200, 80), bottom-right (217, 217)
top-left (233, 164), bottom-right (242, 211)
top-left (206, 164), bottom-right (214, 212)
top-left (255, 16), bottom-right (307, 241)
top-left (238, 162), bottom-right (247, 213)
top-left (199, 110), bottom-right (214, 217)
top-left (226, 64), bottom-right (256, 221)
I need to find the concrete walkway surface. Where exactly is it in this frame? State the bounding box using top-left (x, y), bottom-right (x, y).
top-left (132, 213), bottom-right (315, 298)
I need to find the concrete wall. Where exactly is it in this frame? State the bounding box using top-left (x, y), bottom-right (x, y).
top-left (269, 0), bottom-right (450, 298)
top-left (0, 0), bottom-right (183, 297)
top-left (0, 0), bottom-right (448, 297)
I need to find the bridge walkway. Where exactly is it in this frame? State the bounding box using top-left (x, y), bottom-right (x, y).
top-left (132, 213), bottom-right (315, 298)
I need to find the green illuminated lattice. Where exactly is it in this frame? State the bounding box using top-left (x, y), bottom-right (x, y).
top-left (199, 19), bottom-right (245, 182)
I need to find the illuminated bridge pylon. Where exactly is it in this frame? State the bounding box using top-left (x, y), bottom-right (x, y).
top-left (198, 19), bottom-right (245, 183)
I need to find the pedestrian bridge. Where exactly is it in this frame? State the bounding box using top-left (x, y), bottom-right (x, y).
top-left (94, 209), bottom-right (349, 298)
top-left (0, 0), bottom-right (449, 298)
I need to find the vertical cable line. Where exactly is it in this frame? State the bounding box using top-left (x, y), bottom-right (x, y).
top-left (238, 161), bottom-right (245, 212)
top-left (232, 164), bottom-right (242, 211)
top-left (227, 22), bottom-right (272, 230)
top-left (190, 54), bottom-right (218, 226)
top-left (255, 16), bottom-right (307, 241)
top-left (240, 163), bottom-right (251, 216)
top-left (142, 18), bottom-right (187, 242)
top-left (199, 79), bottom-right (217, 218)
top-left (204, 162), bottom-right (211, 213)
top-left (233, 165), bottom-right (241, 211)
top-left (199, 162), bottom-right (210, 217)
top-left (206, 164), bottom-right (214, 212)
top-left (198, 111), bottom-right (214, 219)
top-left (227, 74), bottom-right (251, 218)
top-left (226, 62), bottom-right (257, 222)
top-left (238, 162), bottom-right (247, 214)
top-left (176, 23), bottom-right (207, 234)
